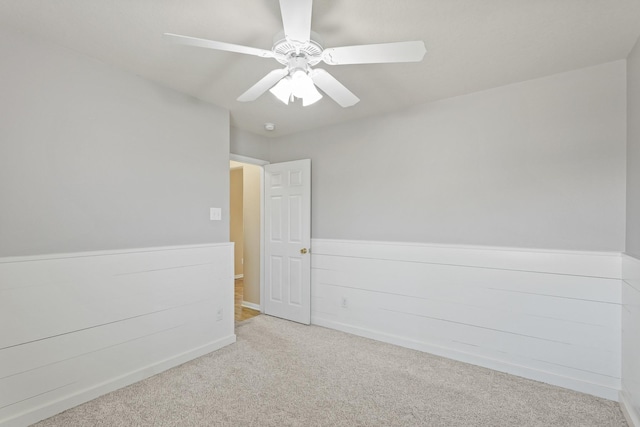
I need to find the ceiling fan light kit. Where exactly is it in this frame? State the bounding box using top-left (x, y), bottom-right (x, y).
top-left (165, 0), bottom-right (426, 108)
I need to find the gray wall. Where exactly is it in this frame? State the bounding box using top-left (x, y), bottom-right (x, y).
top-left (230, 127), bottom-right (269, 161)
top-left (242, 163), bottom-right (262, 305)
top-left (628, 39), bottom-right (640, 258)
top-left (270, 61), bottom-right (627, 251)
top-left (0, 28), bottom-right (230, 257)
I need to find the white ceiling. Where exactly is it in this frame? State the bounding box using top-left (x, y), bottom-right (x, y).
top-left (2, 1), bottom-right (640, 137)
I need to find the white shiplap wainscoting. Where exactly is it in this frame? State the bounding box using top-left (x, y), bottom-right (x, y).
top-left (310, 239), bottom-right (622, 400)
top-left (621, 254), bottom-right (640, 426)
top-left (0, 244), bottom-right (235, 427)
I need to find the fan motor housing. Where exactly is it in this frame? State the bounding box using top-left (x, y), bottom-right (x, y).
top-left (272, 31), bottom-right (324, 65)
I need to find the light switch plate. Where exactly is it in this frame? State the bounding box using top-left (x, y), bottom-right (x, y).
top-left (210, 208), bottom-right (222, 221)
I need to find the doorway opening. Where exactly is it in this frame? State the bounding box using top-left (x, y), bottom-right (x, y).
top-left (230, 155), bottom-right (312, 325)
top-left (230, 159), bottom-right (262, 322)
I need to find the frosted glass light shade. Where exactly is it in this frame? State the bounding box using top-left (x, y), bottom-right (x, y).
top-left (269, 77), bottom-right (292, 105)
top-left (269, 71), bottom-right (322, 106)
top-left (302, 85), bottom-right (322, 106)
top-left (291, 69), bottom-right (322, 106)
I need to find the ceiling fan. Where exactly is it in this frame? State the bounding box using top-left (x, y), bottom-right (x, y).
top-left (164, 0), bottom-right (426, 108)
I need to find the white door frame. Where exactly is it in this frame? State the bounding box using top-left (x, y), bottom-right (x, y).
top-left (230, 154), bottom-right (269, 313)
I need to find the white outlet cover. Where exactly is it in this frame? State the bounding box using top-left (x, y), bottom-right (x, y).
top-left (210, 208), bottom-right (222, 221)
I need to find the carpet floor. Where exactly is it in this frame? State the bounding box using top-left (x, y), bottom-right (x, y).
top-left (35, 315), bottom-right (626, 427)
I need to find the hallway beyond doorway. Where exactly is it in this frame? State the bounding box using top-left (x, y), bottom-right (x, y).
top-left (235, 278), bottom-right (260, 322)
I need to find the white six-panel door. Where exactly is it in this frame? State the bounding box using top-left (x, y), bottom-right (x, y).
top-left (264, 159), bottom-right (311, 324)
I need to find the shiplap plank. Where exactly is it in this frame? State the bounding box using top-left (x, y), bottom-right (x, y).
top-left (0, 299), bottom-right (222, 379)
top-left (312, 239), bottom-right (622, 279)
top-left (0, 264), bottom-right (224, 349)
top-left (624, 254), bottom-right (640, 293)
top-left (312, 263), bottom-right (620, 327)
top-left (0, 245), bottom-right (225, 291)
top-left (313, 252), bottom-right (621, 303)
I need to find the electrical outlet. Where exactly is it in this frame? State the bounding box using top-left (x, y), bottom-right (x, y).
top-left (341, 297), bottom-right (348, 309)
top-left (216, 308), bottom-right (223, 321)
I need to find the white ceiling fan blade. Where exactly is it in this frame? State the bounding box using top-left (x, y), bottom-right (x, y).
top-left (322, 41), bottom-right (426, 65)
top-left (310, 69), bottom-right (359, 108)
top-left (164, 33), bottom-right (275, 58)
top-left (237, 68), bottom-right (289, 102)
top-left (279, 0), bottom-right (313, 44)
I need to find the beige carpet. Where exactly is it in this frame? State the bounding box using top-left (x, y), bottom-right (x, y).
top-left (35, 315), bottom-right (626, 427)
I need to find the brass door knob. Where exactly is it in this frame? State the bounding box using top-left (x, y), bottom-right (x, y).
top-left (300, 248), bottom-right (308, 254)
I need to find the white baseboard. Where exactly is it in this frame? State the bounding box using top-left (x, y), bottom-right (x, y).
top-left (234, 274), bottom-right (244, 279)
top-left (620, 391), bottom-right (640, 427)
top-left (311, 316), bottom-right (619, 401)
top-left (1, 335), bottom-right (236, 427)
top-left (241, 301), bottom-right (261, 311)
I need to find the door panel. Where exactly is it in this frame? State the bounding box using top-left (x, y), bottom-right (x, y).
top-left (264, 159), bottom-right (311, 324)
top-left (270, 256), bottom-right (283, 301)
